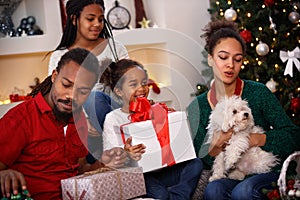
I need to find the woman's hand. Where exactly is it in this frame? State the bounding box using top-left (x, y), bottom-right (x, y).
top-left (124, 137), bottom-right (146, 161)
top-left (249, 133), bottom-right (266, 147)
top-left (208, 128), bottom-right (234, 157)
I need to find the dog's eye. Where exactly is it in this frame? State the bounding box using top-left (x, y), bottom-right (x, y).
top-left (233, 109), bottom-right (237, 114)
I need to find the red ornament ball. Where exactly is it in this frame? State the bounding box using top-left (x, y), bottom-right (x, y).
top-left (290, 97), bottom-right (300, 113)
top-left (264, 0), bottom-right (275, 6)
top-left (240, 29), bottom-right (252, 43)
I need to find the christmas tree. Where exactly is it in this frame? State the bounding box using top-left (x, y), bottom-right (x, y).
top-left (203, 0), bottom-right (300, 126)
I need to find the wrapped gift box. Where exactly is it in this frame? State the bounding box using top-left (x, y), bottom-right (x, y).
top-left (121, 111), bottom-right (196, 172)
top-left (61, 167), bottom-right (146, 200)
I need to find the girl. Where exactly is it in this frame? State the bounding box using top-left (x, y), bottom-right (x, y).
top-left (102, 59), bottom-right (203, 200)
top-left (187, 20), bottom-right (300, 199)
top-left (48, 0), bottom-right (129, 105)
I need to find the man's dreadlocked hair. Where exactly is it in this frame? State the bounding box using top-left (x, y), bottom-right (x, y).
top-left (29, 48), bottom-right (100, 97)
top-left (54, 0), bottom-right (113, 51)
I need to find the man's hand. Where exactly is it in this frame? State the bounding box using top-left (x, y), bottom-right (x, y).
top-left (101, 147), bottom-right (128, 168)
top-left (124, 137), bottom-right (146, 161)
top-left (0, 169), bottom-right (28, 198)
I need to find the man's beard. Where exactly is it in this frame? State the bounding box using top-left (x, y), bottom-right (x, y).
top-left (53, 103), bottom-right (73, 124)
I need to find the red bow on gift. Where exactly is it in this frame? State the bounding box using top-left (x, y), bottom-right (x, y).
top-left (128, 97), bottom-right (175, 167)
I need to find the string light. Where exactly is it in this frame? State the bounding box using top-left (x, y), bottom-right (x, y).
top-left (258, 60), bottom-right (262, 65)
top-left (216, 1), bottom-right (220, 5)
top-left (247, 12), bottom-right (252, 17)
top-left (258, 27), bottom-right (263, 31)
top-left (227, 1), bottom-right (232, 5)
top-left (262, 5), bottom-right (266, 8)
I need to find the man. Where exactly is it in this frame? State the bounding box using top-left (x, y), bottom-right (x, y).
top-left (0, 48), bottom-right (127, 200)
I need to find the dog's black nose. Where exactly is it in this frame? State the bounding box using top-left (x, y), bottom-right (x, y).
top-left (244, 113), bottom-right (249, 118)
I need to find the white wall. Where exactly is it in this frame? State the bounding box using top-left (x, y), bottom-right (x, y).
top-left (104, 0), bottom-right (210, 45)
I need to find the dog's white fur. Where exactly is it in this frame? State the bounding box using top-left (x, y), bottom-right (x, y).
top-left (207, 95), bottom-right (279, 182)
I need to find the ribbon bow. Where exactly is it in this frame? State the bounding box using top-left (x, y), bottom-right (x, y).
top-left (129, 97), bottom-right (151, 122)
top-left (280, 47), bottom-right (300, 77)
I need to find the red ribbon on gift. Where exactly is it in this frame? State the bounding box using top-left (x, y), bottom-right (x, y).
top-left (126, 97), bottom-right (175, 167)
top-left (129, 97), bottom-right (151, 122)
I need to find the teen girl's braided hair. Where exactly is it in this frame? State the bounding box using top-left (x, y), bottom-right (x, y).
top-left (29, 48), bottom-right (100, 97)
top-left (101, 59), bottom-right (147, 90)
top-left (54, 0), bottom-right (113, 51)
top-left (201, 20), bottom-right (246, 55)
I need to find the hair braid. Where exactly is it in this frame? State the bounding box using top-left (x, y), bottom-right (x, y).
top-left (28, 76), bottom-right (52, 97)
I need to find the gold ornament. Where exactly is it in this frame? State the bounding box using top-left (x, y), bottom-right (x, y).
top-left (138, 17), bottom-right (151, 28)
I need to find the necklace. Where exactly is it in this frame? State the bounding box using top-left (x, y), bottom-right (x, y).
top-left (209, 77), bottom-right (243, 107)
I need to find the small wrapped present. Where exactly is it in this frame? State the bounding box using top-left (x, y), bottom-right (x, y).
top-left (61, 167), bottom-right (146, 200)
top-left (121, 97), bottom-right (196, 172)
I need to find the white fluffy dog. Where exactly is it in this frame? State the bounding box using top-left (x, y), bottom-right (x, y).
top-left (206, 95), bottom-right (279, 182)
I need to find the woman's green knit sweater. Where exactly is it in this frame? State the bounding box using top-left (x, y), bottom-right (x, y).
top-left (187, 79), bottom-right (300, 173)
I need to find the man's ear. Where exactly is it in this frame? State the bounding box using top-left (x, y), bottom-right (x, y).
top-left (208, 54), bottom-right (213, 67)
top-left (51, 70), bottom-right (58, 83)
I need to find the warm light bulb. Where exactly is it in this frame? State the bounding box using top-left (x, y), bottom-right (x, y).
top-left (258, 27), bottom-right (263, 31)
top-left (216, 1), bottom-right (220, 5)
top-left (258, 61), bottom-right (262, 65)
top-left (275, 64), bottom-right (279, 69)
top-left (251, 43), bottom-right (254, 47)
top-left (256, 78), bottom-right (260, 82)
top-left (247, 13), bottom-right (251, 17)
top-left (262, 5), bottom-right (265, 8)
top-left (228, 1), bottom-right (232, 5)
top-left (283, 9), bottom-right (286, 12)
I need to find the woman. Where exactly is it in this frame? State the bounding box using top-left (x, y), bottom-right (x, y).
top-left (187, 20), bottom-right (300, 199)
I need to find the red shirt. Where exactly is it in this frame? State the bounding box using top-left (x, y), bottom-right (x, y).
top-left (0, 92), bottom-right (88, 200)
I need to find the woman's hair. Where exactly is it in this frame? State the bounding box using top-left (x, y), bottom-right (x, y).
top-left (55, 0), bottom-right (113, 51)
top-left (30, 48), bottom-right (100, 97)
top-left (201, 20), bottom-right (246, 55)
top-left (101, 59), bottom-right (147, 90)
